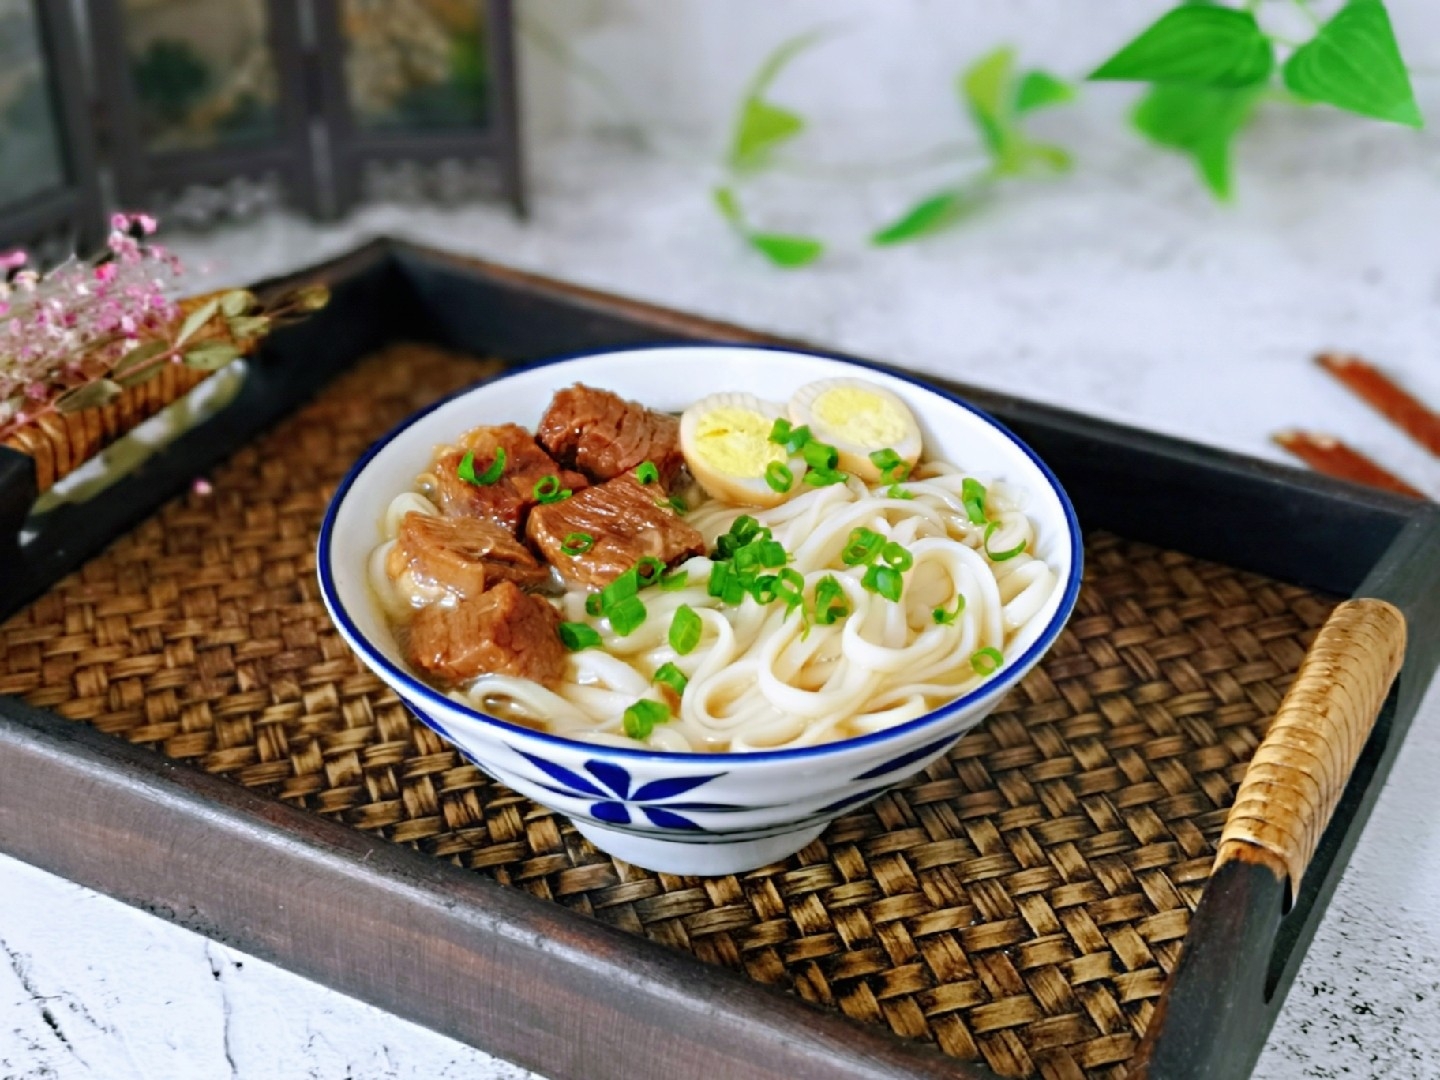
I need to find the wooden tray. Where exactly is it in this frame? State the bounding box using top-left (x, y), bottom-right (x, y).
top-left (1, 241), bottom-right (1437, 1080)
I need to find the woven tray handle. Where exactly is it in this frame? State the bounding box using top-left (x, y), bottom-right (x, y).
top-left (1216, 598), bottom-right (1407, 905)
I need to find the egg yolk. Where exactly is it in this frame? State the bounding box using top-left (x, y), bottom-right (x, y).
top-left (812, 387), bottom-right (909, 446)
top-left (692, 407), bottom-right (786, 476)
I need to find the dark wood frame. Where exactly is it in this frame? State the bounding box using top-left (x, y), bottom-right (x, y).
top-left (2, 240), bottom-right (1438, 1080)
top-left (85, 0), bottom-right (523, 222)
top-left (86, 0), bottom-right (324, 217)
top-left (310, 0), bottom-right (525, 217)
top-left (0, 0), bottom-right (104, 251)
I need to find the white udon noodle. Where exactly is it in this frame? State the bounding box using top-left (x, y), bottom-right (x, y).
top-left (368, 462), bottom-right (1059, 753)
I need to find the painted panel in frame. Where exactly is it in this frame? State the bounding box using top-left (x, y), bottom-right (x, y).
top-left (342, 0), bottom-right (490, 132)
top-left (121, 0), bottom-right (279, 152)
top-left (0, 0), bottom-right (65, 204)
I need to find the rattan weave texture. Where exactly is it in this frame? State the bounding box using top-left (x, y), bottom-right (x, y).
top-left (0, 345), bottom-right (1337, 1079)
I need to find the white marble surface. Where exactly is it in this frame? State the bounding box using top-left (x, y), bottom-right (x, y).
top-left (7, 1), bottom-right (1440, 1075)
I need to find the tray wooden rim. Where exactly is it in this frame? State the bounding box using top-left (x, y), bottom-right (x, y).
top-left (2, 239), bottom-right (1438, 1080)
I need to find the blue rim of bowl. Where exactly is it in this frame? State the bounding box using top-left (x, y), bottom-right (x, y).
top-left (317, 343), bottom-right (1084, 763)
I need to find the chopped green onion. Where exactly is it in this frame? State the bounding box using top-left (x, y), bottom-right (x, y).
top-left (813, 575), bottom-right (849, 625)
top-left (623, 698), bottom-right (670, 740)
top-left (971, 647), bottom-right (1004, 675)
top-left (802, 441), bottom-right (839, 471)
top-left (458, 447), bottom-right (505, 486)
top-left (764, 461), bottom-right (794, 493)
top-left (871, 448), bottom-right (912, 485)
top-left (730, 515), bottom-right (763, 544)
top-left (933, 594), bottom-right (966, 625)
top-left (961, 478), bottom-right (988, 525)
top-left (869, 448), bottom-right (911, 484)
top-left (558, 622), bottom-right (602, 651)
top-left (841, 527), bottom-right (885, 566)
top-left (881, 541), bottom-right (913, 572)
top-left (707, 561), bottom-right (729, 598)
top-left (635, 461), bottom-right (660, 485)
top-left (757, 540), bottom-right (787, 568)
top-left (734, 545), bottom-right (761, 571)
top-left (608, 595), bottom-right (648, 636)
top-left (862, 563), bottom-right (903, 602)
top-left (653, 662), bottom-right (688, 697)
top-left (869, 448), bottom-right (902, 473)
top-left (887, 484), bottom-right (914, 500)
top-left (659, 568), bottom-right (688, 591)
top-left (804, 468), bottom-right (846, 487)
top-left (585, 593), bottom-right (603, 617)
top-left (532, 475), bottom-right (570, 503)
top-left (634, 556), bottom-right (665, 586)
top-left (770, 419), bottom-right (811, 455)
top-left (560, 532), bottom-right (594, 557)
top-left (750, 574), bottom-right (779, 604)
top-left (774, 567), bottom-right (806, 613)
top-left (670, 605), bottom-right (702, 654)
top-left (983, 521), bottom-right (1027, 562)
top-left (665, 495), bottom-right (688, 514)
top-left (722, 575), bottom-right (747, 606)
top-left (601, 567), bottom-right (640, 610)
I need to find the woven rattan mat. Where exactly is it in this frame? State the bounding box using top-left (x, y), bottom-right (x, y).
top-left (0, 344), bottom-right (1338, 1079)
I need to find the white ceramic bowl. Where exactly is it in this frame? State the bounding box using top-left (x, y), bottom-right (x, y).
top-left (318, 346), bottom-right (1082, 875)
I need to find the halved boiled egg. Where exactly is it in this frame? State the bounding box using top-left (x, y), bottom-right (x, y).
top-left (788, 378), bottom-right (922, 482)
top-left (680, 392), bottom-right (806, 507)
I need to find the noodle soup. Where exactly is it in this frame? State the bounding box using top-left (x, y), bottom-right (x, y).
top-left (368, 378), bottom-right (1061, 753)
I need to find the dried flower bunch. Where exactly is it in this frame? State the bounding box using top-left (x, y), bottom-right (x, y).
top-left (0, 213), bottom-right (328, 443)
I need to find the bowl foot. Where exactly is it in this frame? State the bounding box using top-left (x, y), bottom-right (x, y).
top-left (573, 820), bottom-right (828, 876)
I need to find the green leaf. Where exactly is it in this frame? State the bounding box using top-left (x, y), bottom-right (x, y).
top-left (1283, 0), bottom-right (1421, 128)
top-left (748, 233), bottom-right (824, 268)
top-left (182, 342), bottom-right (243, 371)
top-left (713, 185), bottom-right (743, 226)
top-left (115, 365), bottom-right (165, 390)
top-left (54, 379), bottom-right (122, 414)
top-left (219, 289), bottom-right (255, 317)
top-left (1133, 83), bottom-right (1263, 199)
top-left (960, 47), bottom-right (1017, 159)
top-left (871, 190), bottom-right (975, 246)
top-left (731, 99), bottom-right (806, 171)
top-left (111, 340), bottom-right (169, 378)
top-left (1015, 142), bottom-right (1074, 174)
top-left (225, 315), bottom-right (270, 339)
top-left (727, 31), bottom-right (825, 171)
top-left (1089, 7), bottom-right (1273, 88)
top-left (714, 185), bottom-right (824, 268)
top-left (1015, 71), bottom-right (1075, 114)
top-left (174, 297), bottom-right (219, 347)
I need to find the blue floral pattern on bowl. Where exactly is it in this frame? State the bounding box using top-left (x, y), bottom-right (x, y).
top-left (513, 749), bottom-right (743, 830)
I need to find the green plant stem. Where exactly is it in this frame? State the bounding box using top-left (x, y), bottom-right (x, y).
top-left (1290, 0), bottom-right (1321, 29)
top-left (516, 10), bottom-right (653, 150)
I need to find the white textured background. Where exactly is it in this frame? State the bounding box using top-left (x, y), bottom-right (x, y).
top-left (5, 1), bottom-right (1440, 1077)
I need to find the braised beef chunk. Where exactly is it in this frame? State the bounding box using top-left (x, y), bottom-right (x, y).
top-left (526, 473), bottom-right (705, 588)
top-left (406, 581), bottom-right (567, 686)
top-left (429, 424), bottom-right (587, 532)
top-left (386, 511), bottom-right (549, 600)
top-left (537, 385), bottom-right (685, 486)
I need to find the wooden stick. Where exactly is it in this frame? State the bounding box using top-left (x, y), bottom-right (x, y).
top-left (1318, 353), bottom-right (1440, 458)
top-left (1273, 430), bottom-right (1425, 498)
